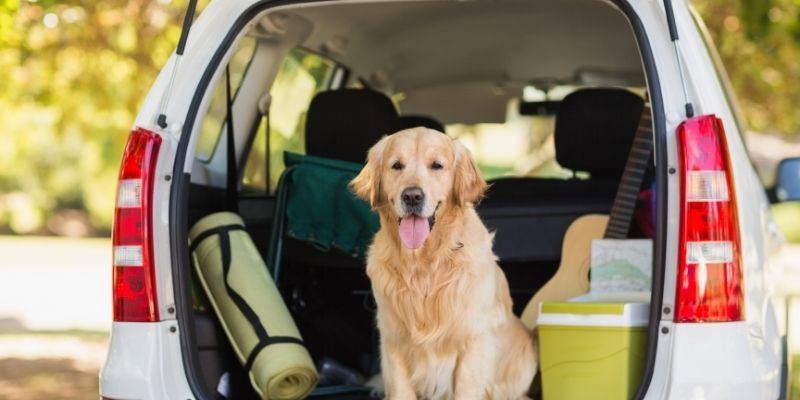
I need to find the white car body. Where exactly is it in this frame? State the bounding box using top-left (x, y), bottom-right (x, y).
top-left (100, 0), bottom-right (789, 399)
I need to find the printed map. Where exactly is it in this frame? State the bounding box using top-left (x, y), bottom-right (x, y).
top-left (591, 239), bottom-right (653, 293)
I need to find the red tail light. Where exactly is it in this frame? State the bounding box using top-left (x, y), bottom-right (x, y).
top-left (675, 115), bottom-right (743, 322)
top-left (112, 128), bottom-right (162, 322)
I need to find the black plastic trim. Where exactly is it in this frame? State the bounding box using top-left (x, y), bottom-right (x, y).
top-left (177, 0), bottom-right (199, 56)
top-left (662, 0), bottom-right (679, 41)
top-left (169, 173), bottom-right (208, 396)
top-left (170, 1), bottom-right (669, 399)
top-left (608, 1), bottom-right (669, 399)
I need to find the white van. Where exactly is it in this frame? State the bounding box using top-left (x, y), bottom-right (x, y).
top-left (100, 0), bottom-right (800, 399)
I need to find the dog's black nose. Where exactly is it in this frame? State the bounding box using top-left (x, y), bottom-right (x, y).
top-left (401, 187), bottom-right (424, 208)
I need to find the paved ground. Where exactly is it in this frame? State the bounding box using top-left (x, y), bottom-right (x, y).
top-left (0, 333), bottom-right (106, 399)
top-left (0, 236), bottom-right (109, 399)
top-left (0, 236), bottom-right (110, 332)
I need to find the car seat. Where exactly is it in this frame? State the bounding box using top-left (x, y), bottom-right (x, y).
top-left (479, 88), bottom-right (645, 260)
top-left (477, 88), bottom-right (645, 314)
top-left (518, 91), bottom-right (651, 329)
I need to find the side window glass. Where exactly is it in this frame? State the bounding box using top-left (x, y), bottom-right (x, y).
top-left (241, 48), bottom-right (337, 193)
top-left (195, 37), bottom-right (257, 162)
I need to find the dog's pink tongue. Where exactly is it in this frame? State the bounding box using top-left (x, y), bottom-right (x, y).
top-left (398, 215), bottom-right (430, 250)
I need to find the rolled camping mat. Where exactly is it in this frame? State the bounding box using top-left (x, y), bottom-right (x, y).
top-left (190, 212), bottom-right (318, 399)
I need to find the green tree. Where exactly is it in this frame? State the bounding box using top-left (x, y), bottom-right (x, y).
top-left (0, 0), bottom-right (203, 234)
top-left (694, 0), bottom-right (800, 137)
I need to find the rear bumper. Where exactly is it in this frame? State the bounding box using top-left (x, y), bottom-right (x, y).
top-left (100, 321), bottom-right (194, 400)
top-left (664, 322), bottom-right (781, 399)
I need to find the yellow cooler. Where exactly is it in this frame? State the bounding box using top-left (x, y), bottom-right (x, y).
top-left (537, 296), bottom-right (649, 400)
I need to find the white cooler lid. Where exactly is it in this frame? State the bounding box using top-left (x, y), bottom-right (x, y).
top-left (537, 292), bottom-right (650, 327)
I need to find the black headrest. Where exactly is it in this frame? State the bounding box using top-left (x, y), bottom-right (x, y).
top-left (398, 115), bottom-right (446, 133)
top-left (305, 89), bottom-right (400, 164)
top-left (554, 88), bottom-right (645, 178)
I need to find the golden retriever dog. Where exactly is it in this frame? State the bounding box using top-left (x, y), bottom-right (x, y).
top-left (350, 127), bottom-right (537, 399)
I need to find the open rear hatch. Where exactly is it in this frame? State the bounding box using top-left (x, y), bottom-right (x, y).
top-left (167, 1), bottom-right (671, 398)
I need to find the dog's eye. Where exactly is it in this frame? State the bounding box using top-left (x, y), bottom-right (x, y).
top-left (431, 161), bottom-right (444, 170)
top-left (391, 161), bottom-right (404, 170)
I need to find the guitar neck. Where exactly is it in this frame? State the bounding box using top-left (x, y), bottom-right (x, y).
top-left (604, 108), bottom-right (652, 239)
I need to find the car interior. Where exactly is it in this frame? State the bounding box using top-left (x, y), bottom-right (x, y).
top-left (183, 0), bottom-right (655, 398)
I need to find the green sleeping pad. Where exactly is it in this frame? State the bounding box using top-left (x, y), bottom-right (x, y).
top-left (190, 212), bottom-right (318, 399)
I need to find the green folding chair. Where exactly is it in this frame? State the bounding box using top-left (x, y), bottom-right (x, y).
top-left (267, 151), bottom-right (379, 289)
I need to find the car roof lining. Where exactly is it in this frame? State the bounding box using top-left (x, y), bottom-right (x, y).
top-left (259, 0), bottom-right (644, 124)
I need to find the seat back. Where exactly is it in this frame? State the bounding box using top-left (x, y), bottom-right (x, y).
top-left (479, 88), bottom-right (645, 263)
top-left (554, 88), bottom-right (645, 180)
top-left (305, 88), bottom-right (400, 163)
top-left (398, 114), bottom-right (446, 133)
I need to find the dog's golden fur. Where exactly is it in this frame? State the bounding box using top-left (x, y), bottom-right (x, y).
top-left (351, 128), bottom-right (537, 399)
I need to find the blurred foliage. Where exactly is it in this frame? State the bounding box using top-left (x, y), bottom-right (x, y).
top-left (694, 0), bottom-right (800, 136)
top-left (1, 0), bottom-right (799, 235)
top-left (0, 0), bottom-right (205, 235)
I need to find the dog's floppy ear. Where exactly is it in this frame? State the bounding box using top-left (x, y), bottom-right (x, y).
top-left (350, 135), bottom-right (389, 208)
top-left (452, 140), bottom-right (487, 206)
